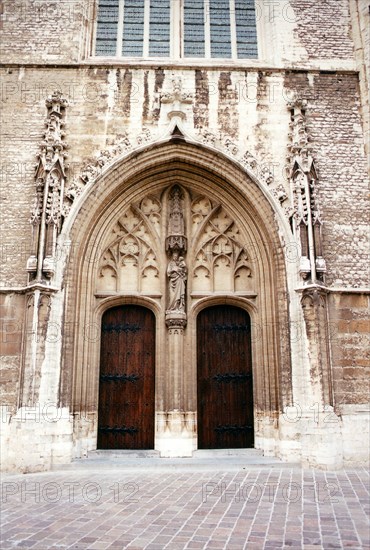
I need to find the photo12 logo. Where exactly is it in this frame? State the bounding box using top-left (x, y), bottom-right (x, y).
top-left (1, 481), bottom-right (140, 504)
top-left (202, 480), bottom-right (340, 504)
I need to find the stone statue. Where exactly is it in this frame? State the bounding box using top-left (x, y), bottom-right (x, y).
top-left (167, 250), bottom-right (187, 313)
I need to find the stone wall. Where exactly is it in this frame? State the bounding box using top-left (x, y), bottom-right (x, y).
top-left (1, 66), bottom-right (368, 285)
top-left (0, 293), bottom-right (24, 412)
top-left (330, 293), bottom-right (370, 406)
top-left (0, 0), bottom-right (93, 64)
top-left (290, 0), bottom-right (354, 60)
top-left (350, 0), bottom-right (370, 173)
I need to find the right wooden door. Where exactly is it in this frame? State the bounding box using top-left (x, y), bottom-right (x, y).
top-left (197, 305), bottom-right (254, 449)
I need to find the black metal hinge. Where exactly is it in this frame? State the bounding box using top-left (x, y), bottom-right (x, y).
top-left (100, 373), bottom-right (140, 383)
top-left (98, 426), bottom-right (139, 435)
top-left (102, 323), bottom-right (141, 333)
top-left (213, 372), bottom-right (252, 383)
top-left (212, 324), bottom-right (250, 332)
top-left (215, 425), bottom-right (253, 433)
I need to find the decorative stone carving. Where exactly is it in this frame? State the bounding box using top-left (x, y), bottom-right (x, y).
top-left (287, 98), bottom-right (326, 282)
top-left (287, 98), bottom-right (312, 173)
top-left (65, 133), bottom-right (133, 203)
top-left (30, 178), bottom-right (44, 226)
top-left (161, 75), bottom-right (193, 120)
top-left (198, 129), bottom-right (276, 190)
top-left (165, 186), bottom-right (187, 328)
top-left (166, 186), bottom-right (187, 253)
top-left (199, 129), bottom-right (218, 147)
top-left (167, 251), bottom-right (187, 313)
top-left (240, 150), bottom-right (259, 173)
top-left (136, 127), bottom-right (152, 145)
top-left (191, 199), bottom-right (253, 293)
top-left (239, 150), bottom-right (274, 186)
top-left (97, 202), bottom-right (161, 294)
top-left (223, 138), bottom-right (239, 156)
top-left (271, 184), bottom-right (288, 204)
top-left (28, 91), bottom-right (68, 280)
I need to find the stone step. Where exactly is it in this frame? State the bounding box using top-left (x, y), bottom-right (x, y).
top-left (87, 449), bottom-right (161, 459)
top-left (52, 449), bottom-right (294, 471)
top-left (192, 448), bottom-right (264, 458)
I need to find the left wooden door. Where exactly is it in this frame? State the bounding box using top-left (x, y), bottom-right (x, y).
top-left (97, 305), bottom-right (155, 449)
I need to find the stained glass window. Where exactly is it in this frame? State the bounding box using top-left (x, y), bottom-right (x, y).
top-left (95, 0), bottom-right (257, 59)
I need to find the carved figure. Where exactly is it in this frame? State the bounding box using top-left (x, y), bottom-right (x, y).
top-left (167, 251), bottom-right (187, 313)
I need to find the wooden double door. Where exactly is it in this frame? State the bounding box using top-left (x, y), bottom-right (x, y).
top-left (98, 304), bottom-right (254, 450)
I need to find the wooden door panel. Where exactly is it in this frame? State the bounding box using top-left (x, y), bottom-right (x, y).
top-left (197, 305), bottom-right (254, 448)
top-left (98, 305), bottom-right (155, 449)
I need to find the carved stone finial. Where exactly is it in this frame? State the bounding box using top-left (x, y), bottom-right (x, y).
top-left (286, 100), bottom-right (325, 284)
top-left (28, 91), bottom-right (69, 280)
top-left (287, 98), bottom-right (313, 175)
top-left (160, 75), bottom-right (193, 120)
top-left (165, 185), bottom-right (187, 254)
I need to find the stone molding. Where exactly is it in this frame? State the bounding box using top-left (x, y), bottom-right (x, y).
top-left (60, 118), bottom-right (293, 235)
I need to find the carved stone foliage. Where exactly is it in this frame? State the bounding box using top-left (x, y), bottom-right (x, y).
top-left (65, 133), bottom-right (133, 210)
top-left (97, 198), bottom-right (161, 294)
top-left (191, 197), bottom-right (254, 293)
top-left (198, 129), bottom-right (275, 189)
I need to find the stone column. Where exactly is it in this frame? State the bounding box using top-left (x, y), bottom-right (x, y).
top-left (158, 185), bottom-right (192, 457)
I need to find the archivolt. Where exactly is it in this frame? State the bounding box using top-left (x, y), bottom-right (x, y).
top-left (59, 141), bottom-right (292, 426)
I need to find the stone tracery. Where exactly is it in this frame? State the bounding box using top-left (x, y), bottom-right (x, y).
top-left (191, 200), bottom-right (254, 293)
top-left (97, 203), bottom-right (161, 294)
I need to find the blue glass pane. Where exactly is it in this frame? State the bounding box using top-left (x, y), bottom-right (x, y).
top-left (210, 0), bottom-right (232, 58)
top-left (122, 0), bottom-right (145, 56)
top-left (235, 0), bottom-right (258, 58)
top-left (149, 0), bottom-right (170, 56)
top-left (184, 0), bottom-right (205, 57)
top-left (95, 0), bottom-right (119, 56)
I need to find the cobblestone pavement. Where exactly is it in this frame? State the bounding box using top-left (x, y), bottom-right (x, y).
top-left (1, 462), bottom-right (369, 550)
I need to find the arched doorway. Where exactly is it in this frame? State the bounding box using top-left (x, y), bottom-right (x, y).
top-left (97, 305), bottom-right (155, 450)
top-left (61, 142), bottom-right (290, 458)
top-left (197, 305), bottom-right (254, 449)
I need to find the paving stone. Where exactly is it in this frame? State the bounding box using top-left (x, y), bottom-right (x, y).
top-left (0, 466), bottom-right (369, 549)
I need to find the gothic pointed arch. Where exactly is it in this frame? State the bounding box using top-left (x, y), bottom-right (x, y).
top-left (58, 141), bottom-right (293, 457)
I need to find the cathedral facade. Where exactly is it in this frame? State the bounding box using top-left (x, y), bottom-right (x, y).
top-left (0, 0), bottom-right (369, 472)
